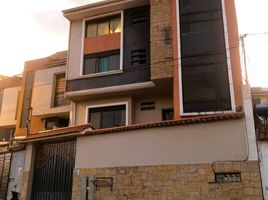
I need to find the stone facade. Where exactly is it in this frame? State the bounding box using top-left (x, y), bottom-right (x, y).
top-left (150, 0), bottom-right (174, 80)
top-left (72, 161), bottom-right (263, 200)
top-left (20, 171), bottom-right (30, 200)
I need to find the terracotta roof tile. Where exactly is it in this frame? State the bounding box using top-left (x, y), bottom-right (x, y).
top-left (23, 124), bottom-right (92, 141)
top-left (85, 112), bottom-right (244, 136)
top-left (22, 112), bottom-right (244, 142)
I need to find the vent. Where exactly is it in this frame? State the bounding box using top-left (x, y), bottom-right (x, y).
top-left (131, 11), bottom-right (147, 25)
top-left (141, 101), bottom-right (155, 111)
top-left (215, 172), bottom-right (241, 183)
top-left (131, 49), bottom-right (146, 66)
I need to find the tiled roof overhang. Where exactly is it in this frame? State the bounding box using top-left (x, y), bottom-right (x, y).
top-left (21, 112), bottom-right (244, 143)
top-left (84, 112), bottom-right (245, 136)
top-left (21, 124), bottom-right (92, 143)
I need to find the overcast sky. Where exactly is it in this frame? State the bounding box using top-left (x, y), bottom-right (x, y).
top-left (0, 0), bottom-right (268, 87)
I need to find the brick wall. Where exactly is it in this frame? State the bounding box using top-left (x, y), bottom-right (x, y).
top-left (150, 0), bottom-right (174, 80)
top-left (72, 161), bottom-right (263, 200)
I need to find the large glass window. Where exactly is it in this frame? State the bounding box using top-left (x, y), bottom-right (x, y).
top-left (83, 51), bottom-right (120, 75)
top-left (86, 15), bottom-right (121, 37)
top-left (88, 105), bottom-right (126, 129)
top-left (179, 0), bottom-right (231, 113)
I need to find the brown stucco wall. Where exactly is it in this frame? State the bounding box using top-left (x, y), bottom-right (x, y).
top-left (84, 33), bottom-right (120, 54)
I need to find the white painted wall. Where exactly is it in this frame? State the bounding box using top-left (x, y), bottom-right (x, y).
top-left (31, 65), bottom-right (71, 117)
top-left (67, 20), bottom-right (83, 80)
top-left (76, 118), bottom-right (247, 169)
top-left (0, 87), bottom-right (20, 126)
top-left (7, 151), bottom-right (26, 200)
top-left (258, 141), bottom-right (268, 199)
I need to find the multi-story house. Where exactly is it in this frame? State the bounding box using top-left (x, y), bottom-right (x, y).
top-left (19, 0), bottom-right (263, 199)
top-left (15, 51), bottom-right (71, 138)
top-left (0, 76), bottom-right (22, 199)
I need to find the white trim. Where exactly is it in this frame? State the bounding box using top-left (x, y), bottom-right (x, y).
top-left (76, 69), bottom-right (123, 80)
top-left (85, 101), bottom-right (129, 126)
top-left (120, 10), bottom-right (124, 71)
top-left (66, 81), bottom-right (155, 98)
top-left (176, 0), bottom-right (236, 116)
top-left (221, 0), bottom-right (236, 112)
top-left (80, 10), bottom-right (124, 77)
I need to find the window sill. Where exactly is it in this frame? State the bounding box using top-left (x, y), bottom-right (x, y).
top-left (77, 69), bottom-right (123, 80)
top-left (180, 110), bottom-right (235, 117)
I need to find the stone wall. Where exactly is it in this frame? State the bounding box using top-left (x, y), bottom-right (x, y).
top-left (150, 0), bottom-right (174, 80)
top-left (20, 171), bottom-right (30, 200)
top-left (72, 161), bottom-right (263, 200)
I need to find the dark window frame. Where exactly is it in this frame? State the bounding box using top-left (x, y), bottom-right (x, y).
top-left (83, 50), bottom-right (121, 75)
top-left (88, 104), bottom-right (126, 129)
top-left (162, 108), bottom-right (174, 121)
top-left (85, 14), bottom-right (121, 38)
top-left (179, 0), bottom-right (232, 114)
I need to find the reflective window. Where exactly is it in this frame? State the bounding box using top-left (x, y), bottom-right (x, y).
top-left (86, 15), bottom-right (121, 37)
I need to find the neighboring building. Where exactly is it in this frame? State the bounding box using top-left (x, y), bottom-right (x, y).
top-left (18, 0), bottom-right (262, 200)
top-left (0, 76), bottom-right (22, 199)
top-left (15, 51), bottom-right (71, 138)
top-left (252, 87), bottom-right (268, 199)
top-left (0, 75), bottom-right (8, 81)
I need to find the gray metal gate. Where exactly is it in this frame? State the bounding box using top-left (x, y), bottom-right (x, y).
top-left (31, 140), bottom-right (76, 200)
top-left (0, 152), bottom-right (11, 200)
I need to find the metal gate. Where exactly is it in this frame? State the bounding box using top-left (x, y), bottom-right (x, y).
top-left (0, 152), bottom-right (11, 200)
top-left (31, 140), bottom-right (76, 200)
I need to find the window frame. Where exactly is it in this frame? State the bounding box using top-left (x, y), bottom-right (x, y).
top-left (85, 102), bottom-right (129, 128)
top-left (175, 0), bottom-right (236, 116)
top-left (51, 73), bottom-right (70, 108)
top-left (83, 50), bottom-right (121, 75)
top-left (80, 11), bottom-right (124, 78)
top-left (85, 15), bottom-right (121, 37)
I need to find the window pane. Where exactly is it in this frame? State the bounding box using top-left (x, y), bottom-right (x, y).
top-left (110, 17), bottom-right (121, 34)
top-left (84, 58), bottom-right (96, 75)
top-left (86, 23), bottom-right (97, 37)
top-left (90, 112), bottom-right (101, 129)
top-left (88, 105), bottom-right (126, 129)
top-left (114, 110), bottom-right (125, 127)
top-left (98, 21), bottom-right (109, 36)
top-left (98, 57), bottom-right (109, 72)
top-left (109, 54), bottom-right (120, 71)
top-left (101, 111), bottom-right (114, 128)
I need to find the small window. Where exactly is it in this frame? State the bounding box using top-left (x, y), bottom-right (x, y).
top-left (140, 101), bottom-right (155, 111)
top-left (162, 109), bottom-right (174, 121)
top-left (83, 51), bottom-right (120, 75)
top-left (86, 15), bottom-right (121, 38)
top-left (44, 117), bottom-right (69, 130)
top-left (53, 74), bottom-right (70, 107)
top-left (88, 105), bottom-right (126, 129)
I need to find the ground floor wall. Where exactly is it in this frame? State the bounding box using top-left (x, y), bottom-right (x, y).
top-left (258, 141), bottom-right (268, 199)
top-left (72, 161), bottom-right (263, 200)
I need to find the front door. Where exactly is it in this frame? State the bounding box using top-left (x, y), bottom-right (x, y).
top-left (31, 140), bottom-right (76, 200)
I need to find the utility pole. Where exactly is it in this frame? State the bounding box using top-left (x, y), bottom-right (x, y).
top-left (240, 34), bottom-right (249, 85)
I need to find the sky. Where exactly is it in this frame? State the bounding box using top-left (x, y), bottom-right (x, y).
top-left (0, 0), bottom-right (268, 87)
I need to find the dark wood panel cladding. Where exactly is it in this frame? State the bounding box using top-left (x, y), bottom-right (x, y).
top-left (180, 0), bottom-right (231, 113)
top-left (67, 65), bottom-right (150, 91)
top-left (66, 5), bottom-right (150, 92)
top-left (123, 5), bottom-right (150, 69)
